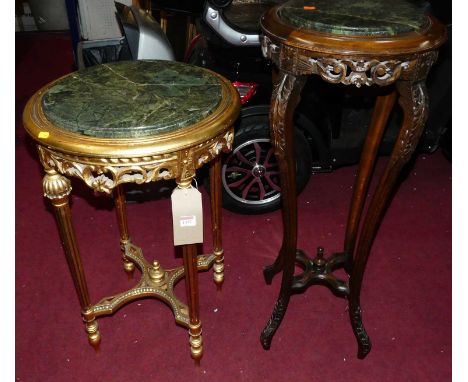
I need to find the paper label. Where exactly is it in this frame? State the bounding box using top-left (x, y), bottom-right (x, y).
top-left (38, 131), bottom-right (49, 138)
top-left (179, 215), bottom-right (197, 227)
top-left (171, 187), bottom-right (203, 246)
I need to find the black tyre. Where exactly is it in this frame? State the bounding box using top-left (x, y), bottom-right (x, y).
top-left (221, 114), bottom-right (312, 214)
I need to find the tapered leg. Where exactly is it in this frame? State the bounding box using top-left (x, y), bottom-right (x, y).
top-left (42, 169), bottom-right (100, 347)
top-left (114, 185), bottom-right (135, 276)
top-left (182, 243), bottom-right (203, 361)
top-left (344, 89), bottom-right (397, 270)
top-left (175, 151), bottom-right (204, 361)
top-left (209, 156), bottom-right (224, 288)
top-left (349, 80), bottom-right (429, 359)
top-left (260, 70), bottom-right (306, 349)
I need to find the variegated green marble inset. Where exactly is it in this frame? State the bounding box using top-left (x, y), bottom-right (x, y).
top-left (42, 60), bottom-right (222, 138)
top-left (278, 0), bottom-right (429, 36)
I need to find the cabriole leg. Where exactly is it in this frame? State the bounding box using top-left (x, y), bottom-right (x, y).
top-left (260, 70), bottom-right (306, 349)
top-left (349, 80), bottom-right (429, 359)
top-left (344, 88), bottom-right (397, 272)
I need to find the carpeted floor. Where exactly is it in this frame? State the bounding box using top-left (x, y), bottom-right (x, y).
top-left (15, 32), bottom-right (451, 381)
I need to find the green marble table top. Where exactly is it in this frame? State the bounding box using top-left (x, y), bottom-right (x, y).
top-left (277, 0), bottom-right (430, 36)
top-left (41, 60), bottom-right (222, 139)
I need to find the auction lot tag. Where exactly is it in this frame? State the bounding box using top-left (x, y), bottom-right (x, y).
top-left (171, 186), bottom-right (203, 245)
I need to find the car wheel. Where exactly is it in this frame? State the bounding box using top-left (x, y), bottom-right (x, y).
top-left (221, 114), bottom-right (312, 214)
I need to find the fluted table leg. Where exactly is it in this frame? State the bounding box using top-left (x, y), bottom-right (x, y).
top-left (175, 174), bottom-right (204, 361)
top-left (182, 242), bottom-right (203, 361)
top-left (42, 169), bottom-right (100, 348)
top-left (114, 185), bottom-right (135, 276)
top-left (210, 155), bottom-right (224, 288)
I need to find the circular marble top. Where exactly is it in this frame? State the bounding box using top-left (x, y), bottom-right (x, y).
top-left (41, 60), bottom-right (223, 139)
top-left (277, 0), bottom-right (430, 37)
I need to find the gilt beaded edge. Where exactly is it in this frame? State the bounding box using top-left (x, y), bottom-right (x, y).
top-left (23, 65), bottom-right (240, 159)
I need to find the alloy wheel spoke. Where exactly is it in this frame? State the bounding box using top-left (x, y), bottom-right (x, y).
top-left (253, 142), bottom-right (262, 164)
top-left (228, 172), bottom-right (254, 188)
top-left (242, 177), bottom-right (266, 201)
top-left (225, 165), bottom-right (251, 174)
top-left (264, 148), bottom-right (277, 169)
top-left (236, 150), bottom-right (254, 167)
top-left (264, 173), bottom-right (281, 192)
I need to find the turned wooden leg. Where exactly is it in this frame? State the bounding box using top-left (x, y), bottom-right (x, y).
top-left (260, 70), bottom-right (306, 349)
top-left (182, 243), bottom-right (203, 361)
top-left (344, 88), bottom-right (397, 272)
top-left (209, 156), bottom-right (224, 288)
top-left (114, 185), bottom-right (135, 276)
top-left (349, 80), bottom-right (429, 359)
top-left (42, 169), bottom-right (100, 347)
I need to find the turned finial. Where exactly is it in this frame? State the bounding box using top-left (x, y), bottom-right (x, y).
top-left (149, 260), bottom-right (166, 285)
top-left (313, 247), bottom-right (326, 268)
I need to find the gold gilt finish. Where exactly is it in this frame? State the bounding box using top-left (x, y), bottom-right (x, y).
top-left (91, 241), bottom-right (216, 328)
top-left (23, 70), bottom-right (239, 159)
top-left (25, 67), bottom-right (241, 361)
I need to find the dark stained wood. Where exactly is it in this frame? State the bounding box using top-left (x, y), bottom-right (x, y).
top-left (261, 7), bottom-right (446, 57)
top-left (344, 89), bottom-right (397, 259)
top-left (349, 79), bottom-right (430, 358)
top-left (259, 4), bottom-right (446, 358)
top-left (260, 70), bottom-right (306, 349)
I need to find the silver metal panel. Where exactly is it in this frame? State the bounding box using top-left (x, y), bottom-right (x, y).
top-left (131, 7), bottom-right (175, 60)
top-left (204, 5), bottom-right (260, 47)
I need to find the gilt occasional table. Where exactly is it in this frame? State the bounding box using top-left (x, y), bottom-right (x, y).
top-left (259, 0), bottom-right (446, 358)
top-left (23, 60), bottom-right (240, 361)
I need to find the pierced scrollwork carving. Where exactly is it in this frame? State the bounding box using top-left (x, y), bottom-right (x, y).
top-left (262, 35), bottom-right (412, 87)
top-left (38, 146), bottom-right (177, 194)
top-left (197, 129), bottom-right (234, 166)
top-left (38, 128), bottom-right (234, 194)
top-left (309, 58), bottom-right (409, 87)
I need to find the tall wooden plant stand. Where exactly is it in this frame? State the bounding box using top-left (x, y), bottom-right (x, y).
top-left (259, 0), bottom-right (446, 359)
